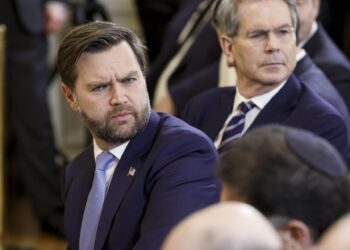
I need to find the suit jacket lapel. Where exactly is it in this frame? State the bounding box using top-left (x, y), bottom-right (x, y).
top-left (207, 87), bottom-right (235, 140)
top-left (249, 75), bottom-right (300, 130)
top-left (95, 111), bottom-right (160, 249)
top-left (65, 146), bottom-right (95, 250)
top-left (294, 54), bottom-right (316, 80)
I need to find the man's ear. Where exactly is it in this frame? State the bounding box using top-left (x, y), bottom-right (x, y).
top-left (312, 0), bottom-right (321, 18)
top-left (60, 82), bottom-right (79, 112)
top-left (219, 35), bottom-right (236, 67)
top-left (281, 219), bottom-right (314, 249)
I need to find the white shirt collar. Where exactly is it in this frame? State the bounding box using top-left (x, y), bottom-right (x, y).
top-left (93, 139), bottom-right (129, 161)
top-left (234, 81), bottom-right (287, 111)
top-left (296, 48), bottom-right (306, 62)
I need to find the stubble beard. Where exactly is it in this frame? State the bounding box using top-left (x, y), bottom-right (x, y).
top-left (80, 101), bottom-right (150, 145)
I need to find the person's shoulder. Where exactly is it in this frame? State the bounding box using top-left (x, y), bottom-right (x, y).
top-left (295, 83), bottom-right (347, 130)
top-left (308, 25), bottom-right (350, 69)
top-left (154, 113), bottom-right (216, 154)
top-left (158, 113), bottom-right (213, 140)
top-left (297, 82), bottom-right (337, 111)
top-left (144, 112), bottom-right (219, 178)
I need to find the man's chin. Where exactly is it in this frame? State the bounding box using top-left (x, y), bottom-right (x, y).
top-left (260, 75), bottom-right (288, 86)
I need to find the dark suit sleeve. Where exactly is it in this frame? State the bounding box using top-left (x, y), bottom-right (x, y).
top-left (316, 113), bottom-right (349, 160)
top-left (170, 60), bottom-right (219, 114)
top-left (132, 129), bottom-right (220, 250)
top-left (181, 95), bottom-right (199, 127)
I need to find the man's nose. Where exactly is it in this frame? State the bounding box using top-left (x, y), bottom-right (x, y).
top-left (110, 84), bottom-right (127, 105)
top-left (265, 32), bottom-right (280, 52)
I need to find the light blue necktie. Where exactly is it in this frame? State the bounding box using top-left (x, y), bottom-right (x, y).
top-left (219, 101), bottom-right (255, 152)
top-left (79, 151), bottom-right (115, 250)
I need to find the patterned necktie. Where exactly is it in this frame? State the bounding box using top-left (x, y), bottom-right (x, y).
top-left (79, 151), bottom-right (115, 250)
top-left (219, 101), bottom-right (255, 152)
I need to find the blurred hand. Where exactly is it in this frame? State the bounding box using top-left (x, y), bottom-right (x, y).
top-left (45, 1), bottom-right (69, 33)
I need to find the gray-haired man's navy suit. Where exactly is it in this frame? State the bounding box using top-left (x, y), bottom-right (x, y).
top-left (182, 74), bottom-right (349, 160)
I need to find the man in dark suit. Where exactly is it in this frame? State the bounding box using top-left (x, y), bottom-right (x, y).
top-left (296, 0), bottom-right (350, 110)
top-left (0, 0), bottom-right (68, 235)
top-left (147, 0), bottom-right (221, 115)
top-left (57, 22), bottom-right (220, 250)
top-left (181, 0), bottom-right (348, 159)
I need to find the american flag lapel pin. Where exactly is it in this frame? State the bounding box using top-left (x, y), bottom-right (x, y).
top-left (127, 167), bottom-right (136, 176)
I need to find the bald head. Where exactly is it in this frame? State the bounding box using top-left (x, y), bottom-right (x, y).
top-left (318, 213), bottom-right (350, 250)
top-left (162, 202), bottom-right (283, 250)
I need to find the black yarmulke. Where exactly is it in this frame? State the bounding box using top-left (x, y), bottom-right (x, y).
top-left (285, 128), bottom-right (347, 177)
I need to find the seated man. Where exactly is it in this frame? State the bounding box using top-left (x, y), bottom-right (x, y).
top-left (217, 124), bottom-right (350, 250)
top-left (162, 202), bottom-right (283, 250)
top-left (181, 0), bottom-right (349, 160)
top-left (56, 21), bottom-right (220, 250)
top-left (317, 213), bottom-right (350, 250)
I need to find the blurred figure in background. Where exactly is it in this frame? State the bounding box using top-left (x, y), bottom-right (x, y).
top-left (0, 0), bottom-right (69, 236)
top-left (147, 0), bottom-right (221, 115)
top-left (162, 202), bottom-right (283, 250)
top-left (296, 0), bottom-right (350, 110)
top-left (317, 0), bottom-right (350, 58)
top-left (135, 0), bottom-right (182, 63)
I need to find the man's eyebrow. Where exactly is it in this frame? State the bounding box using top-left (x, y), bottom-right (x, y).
top-left (246, 24), bottom-right (293, 34)
top-left (86, 80), bottom-right (109, 87)
top-left (118, 70), bottom-right (139, 81)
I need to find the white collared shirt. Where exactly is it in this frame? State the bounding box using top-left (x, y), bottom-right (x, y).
top-left (296, 48), bottom-right (306, 62)
top-left (93, 140), bottom-right (129, 190)
top-left (214, 82), bottom-right (287, 148)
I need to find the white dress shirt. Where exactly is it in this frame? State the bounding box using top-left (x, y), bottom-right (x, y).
top-left (94, 140), bottom-right (129, 191)
top-left (214, 82), bottom-right (287, 148)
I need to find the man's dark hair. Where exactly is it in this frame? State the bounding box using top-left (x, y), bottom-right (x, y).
top-left (217, 124), bottom-right (350, 239)
top-left (57, 21), bottom-right (147, 90)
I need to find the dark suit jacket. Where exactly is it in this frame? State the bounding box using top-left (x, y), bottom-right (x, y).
top-left (63, 111), bottom-right (220, 250)
top-left (295, 53), bottom-right (350, 145)
top-left (182, 74), bottom-right (349, 159)
top-left (304, 24), bottom-right (350, 110)
top-left (13, 0), bottom-right (45, 34)
top-left (146, 0), bottom-right (221, 114)
top-left (0, 0), bottom-right (68, 233)
top-left (13, 0), bottom-right (67, 34)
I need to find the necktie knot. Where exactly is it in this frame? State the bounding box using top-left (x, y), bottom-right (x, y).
top-left (239, 101), bottom-right (255, 115)
top-left (218, 101), bottom-right (255, 152)
top-left (96, 151), bottom-right (115, 171)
